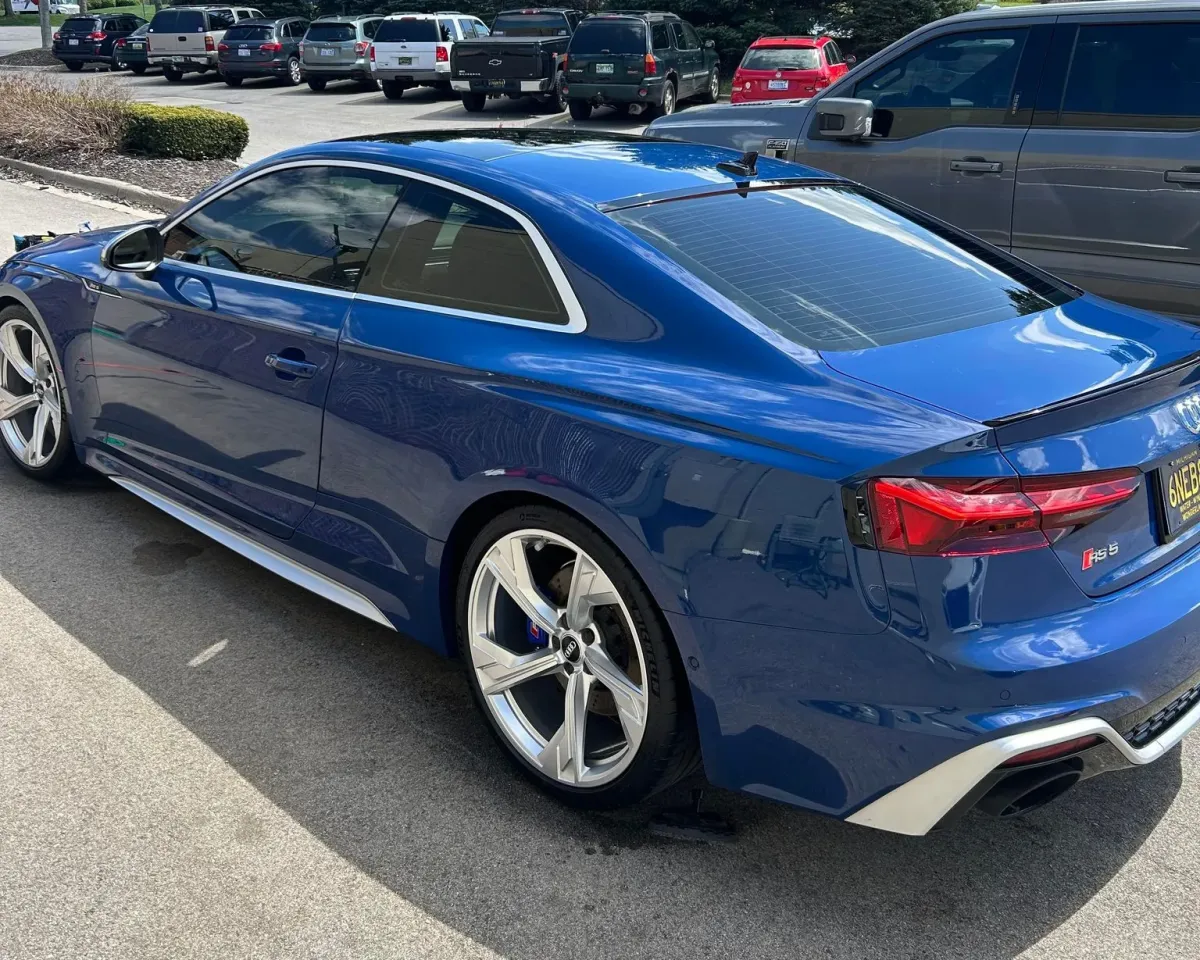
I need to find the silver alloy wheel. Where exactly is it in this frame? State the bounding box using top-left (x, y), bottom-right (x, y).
top-left (0, 318), bottom-right (63, 469)
top-left (662, 83), bottom-right (675, 115)
top-left (709, 70), bottom-right (719, 101)
top-left (467, 529), bottom-right (650, 788)
top-left (288, 57), bottom-right (301, 83)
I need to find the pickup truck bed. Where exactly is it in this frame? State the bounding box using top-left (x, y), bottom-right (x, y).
top-left (450, 34), bottom-right (569, 110)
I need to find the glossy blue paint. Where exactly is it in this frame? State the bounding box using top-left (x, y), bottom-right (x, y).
top-left (6, 131), bottom-right (1200, 825)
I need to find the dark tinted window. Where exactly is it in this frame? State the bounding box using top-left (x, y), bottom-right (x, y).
top-left (438, 18), bottom-right (455, 40)
top-left (305, 22), bottom-right (356, 42)
top-left (149, 9), bottom-right (204, 31)
top-left (490, 13), bottom-right (570, 37)
top-left (610, 186), bottom-right (1075, 352)
top-left (361, 182), bottom-right (567, 325)
top-left (224, 24), bottom-right (273, 41)
top-left (681, 22), bottom-right (701, 50)
top-left (570, 20), bottom-right (645, 55)
top-left (163, 166), bottom-right (405, 292)
top-left (743, 47), bottom-right (820, 71)
top-left (651, 23), bottom-right (669, 50)
top-left (208, 10), bottom-right (235, 30)
top-left (854, 28), bottom-right (1027, 138)
top-left (824, 41), bottom-right (841, 65)
top-left (1060, 23), bottom-right (1200, 129)
top-left (374, 18), bottom-right (438, 43)
top-left (61, 17), bottom-right (100, 31)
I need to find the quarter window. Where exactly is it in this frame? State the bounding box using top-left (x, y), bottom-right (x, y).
top-left (1059, 23), bottom-right (1200, 129)
top-left (162, 166), bottom-right (405, 292)
top-left (853, 28), bottom-right (1028, 138)
top-left (457, 18), bottom-right (476, 39)
top-left (439, 18), bottom-right (456, 41)
top-left (359, 181), bottom-right (569, 325)
top-left (208, 9), bottom-right (235, 30)
top-left (651, 23), bottom-right (670, 51)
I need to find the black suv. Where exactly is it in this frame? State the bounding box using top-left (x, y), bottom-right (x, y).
top-left (53, 13), bottom-right (147, 72)
top-left (218, 17), bottom-right (309, 86)
top-left (564, 11), bottom-right (718, 119)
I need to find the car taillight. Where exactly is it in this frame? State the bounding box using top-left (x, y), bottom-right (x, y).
top-left (353, 40), bottom-right (368, 56)
top-left (261, 41), bottom-right (282, 52)
top-left (205, 35), bottom-right (215, 52)
top-left (864, 469), bottom-right (1141, 557)
top-left (644, 52), bottom-right (656, 76)
top-left (117, 37), bottom-right (126, 47)
top-left (217, 42), bottom-right (228, 52)
top-left (88, 30), bottom-right (106, 41)
top-left (53, 31), bottom-right (60, 40)
top-left (436, 44), bottom-right (448, 62)
top-left (369, 43), bottom-right (375, 62)
top-left (1001, 735), bottom-right (1103, 767)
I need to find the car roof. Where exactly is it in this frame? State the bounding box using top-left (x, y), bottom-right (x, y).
top-left (945, 0), bottom-right (1200, 21)
top-left (312, 13), bottom-right (381, 21)
top-left (752, 35), bottom-right (825, 48)
top-left (581, 10), bottom-right (679, 22)
top-left (382, 10), bottom-right (467, 17)
top-left (495, 7), bottom-right (580, 13)
top-left (234, 17), bottom-right (292, 25)
top-left (265, 131), bottom-right (841, 211)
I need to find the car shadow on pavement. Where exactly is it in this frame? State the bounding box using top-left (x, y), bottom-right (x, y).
top-left (0, 463), bottom-right (1183, 960)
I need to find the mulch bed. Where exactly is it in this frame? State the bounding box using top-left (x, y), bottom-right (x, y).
top-left (0, 48), bottom-right (60, 67)
top-left (0, 143), bottom-right (239, 197)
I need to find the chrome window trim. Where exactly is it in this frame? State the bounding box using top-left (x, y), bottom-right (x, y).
top-left (158, 157), bottom-right (587, 334)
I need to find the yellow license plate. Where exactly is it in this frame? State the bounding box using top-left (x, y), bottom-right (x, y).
top-left (1160, 445), bottom-right (1200, 539)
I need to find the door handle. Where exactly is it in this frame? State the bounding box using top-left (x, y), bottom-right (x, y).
top-left (950, 158), bottom-right (1003, 173)
top-left (1166, 169), bottom-right (1200, 186)
top-left (265, 353), bottom-right (318, 379)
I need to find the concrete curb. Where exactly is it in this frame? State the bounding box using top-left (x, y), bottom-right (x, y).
top-left (0, 156), bottom-right (185, 213)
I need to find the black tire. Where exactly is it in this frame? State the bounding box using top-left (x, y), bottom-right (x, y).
top-left (701, 68), bottom-right (719, 104)
top-left (306, 76), bottom-right (327, 91)
top-left (456, 504), bottom-right (701, 809)
top-left (356, 77), bottom-right (379, 91)
top-left (163, 67), bottom-right (183, 82)
top-left (282, 56), bottom-right (301, 86)
top-left (545, 71), bottom-right (566, 113)
top-left (224, 75), bottom-right (243, 87)
top-left (568, 99), bottom-right (591, 121)
top-left (656, 80), bottom-right (676, 118)
top-left (109, 52), bottom-right (122, 71)
top-left (66, 61), bottom-right (83, 72)
top-left (461, 91), bottom-right (486, 112)
top-left (0, 306), bottom-right (78, 482)
top-left (131, 64), bottom-right (147, 75)
top-left (382, 79), bottom-right (406, 101)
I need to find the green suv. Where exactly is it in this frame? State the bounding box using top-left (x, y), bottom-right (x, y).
top-left (563, 12), bottom-right (719, 120)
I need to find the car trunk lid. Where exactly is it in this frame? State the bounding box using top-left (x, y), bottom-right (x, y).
top-left (303, 22), bottom-right (359, 66)
top-left (147, 9), bottom-right (208, 56)
top-left (566, 18), bottom-right (646, 85)
top-left (222, 25), bottom-right (277, 63)
top-left (736, 67), bottom-right (825, 99)
top-left (453, 39), bottom-right (542, 80)
top-left (371, 17), bottom-right (440, 71)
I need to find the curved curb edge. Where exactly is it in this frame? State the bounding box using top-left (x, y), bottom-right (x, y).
top-left (0, 156), bottom-right (185, 214)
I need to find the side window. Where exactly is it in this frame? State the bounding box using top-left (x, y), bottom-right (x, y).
top-left (825, 41), bottom-right (842, 65)
top-left (681, 22), bottom-right (701, 51)
top-left (1060, 23), bottom-right (1200, 129)
top-left (103, 19), bottom-right (119, 31)
top-left (360, 181), bottom-right (569, 326)
top-left (438, 18), bottom-right (456, 41)
top-left (208, 10), bottom-right (235, 30)
top-left (853, 28), bottom-right (1028, 139)
top-left (457, 18), bottom-right (475, 39)
top-left (651, 23), bottom-right (670, 52)
top-left (567, 12), bottom-right (580, 31)
top-left (474, 19), bottom-right (490, 37)
top-left (364, 19), bottom-right (380, 39)
top-left (162, 166), bottom-right (406, 292)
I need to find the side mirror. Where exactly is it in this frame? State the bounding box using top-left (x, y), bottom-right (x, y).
top-left (102, 224), bottom-right (163, 273)
top-left (844, 54), bottom-right (857, 66)
top-left (703, 39), bottom-right (715, 49)
top-left (815, 97), bottom-right (874, 140)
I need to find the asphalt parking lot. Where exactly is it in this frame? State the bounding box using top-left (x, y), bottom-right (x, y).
top-left (3, 177), bottom-right (1200, 959)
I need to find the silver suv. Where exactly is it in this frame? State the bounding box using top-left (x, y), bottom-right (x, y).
top-left (650, 0), bottom-right (1200, 320)
top-left (146, 5), bottom-right (263, 80)
top-left (300, 15), bottom-right (383, 91)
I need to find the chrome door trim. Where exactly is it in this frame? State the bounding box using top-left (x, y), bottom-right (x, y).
top-left (157, 157), bottom-right (588, 334)
top-left (111, 476), bottom-right (395, 630)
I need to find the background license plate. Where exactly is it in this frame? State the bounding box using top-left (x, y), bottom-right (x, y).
top-left (68, 39), bottom-right (78, 45)
top-left (595, 62), bottom-right (614, 74)
top-left (238, 48), bottom-right (250, 56)
top-left (488, 78), bottom-right (504, 87)
top-left (396, 56), bottom-right (412, 64)
top-left (319, 48), bottom-right (335, 56)
top-left (1159, 445), bottom-right (1200, 539)
top-left (768, 79), bottom-right (789, 90)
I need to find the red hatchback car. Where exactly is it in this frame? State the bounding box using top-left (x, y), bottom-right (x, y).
top-left (730, 35), bottom-right (853, 104)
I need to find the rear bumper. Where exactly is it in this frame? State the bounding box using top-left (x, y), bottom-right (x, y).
top-left (371, 62), bottom-right (449, 84)
top-left (563, 79), bottom-right (665, 105)
top-left (53, 48), bottom-right (105, 62)
top-left (451, 76), bottom-right (552, 95)
top-left (219, 58), bottom-right (290, 76)
top-left (302, 60), bottom-right (370, 79)
top-left (149, 54), bottom-right (217, 70)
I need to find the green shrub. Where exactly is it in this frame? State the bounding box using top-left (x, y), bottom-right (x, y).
top-left (121, 103), bottom-right (248, 161)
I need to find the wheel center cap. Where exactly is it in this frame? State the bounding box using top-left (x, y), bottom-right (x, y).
top-left (561, 633), bottom-right (583, 663)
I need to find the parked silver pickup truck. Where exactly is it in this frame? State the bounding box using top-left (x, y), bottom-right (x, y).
top-left (649, 0), bottom-right (1200, 320)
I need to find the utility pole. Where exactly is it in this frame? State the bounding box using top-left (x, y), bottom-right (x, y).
top-left (38, 0), bottom-right (52, 50)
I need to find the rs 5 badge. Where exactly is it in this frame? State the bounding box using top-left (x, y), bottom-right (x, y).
top-left (1082, 542), bottom-right (1119, 570)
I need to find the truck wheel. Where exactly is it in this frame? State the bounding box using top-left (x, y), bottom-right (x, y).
top-left (568, 99), bottom-right (591, 121)
top-left (224, 75), bottom-right (243, 87)
top-left (701, 68), bottom-right (719, 104)
top-left (66, 61), bottom-right (83, 72)
top-left (307, 76), bottom-right (327, 91)
top-left (657, 81), bottom-right (676, 117)
top-left (163, 67), bottom-right (183, 82)
top-left (546, 72), bottom-right (566, 113)
top-left (382, 80), bottom-right (405, 100)
top-left (462, 92), bottom-right (486, 112)
top-left (130, 64), bottom-right (147, 75)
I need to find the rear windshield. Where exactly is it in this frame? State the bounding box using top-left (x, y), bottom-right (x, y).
top-left (610, 186), bottom-right (1077, 352)
top-left (61, 17), bottom-right (100, 31)
top-left (742, 47), bottom-right (820, 71)
top-left (374, 18), bottom-right (438, 43)
top-left (570, 19), bottom-right (645, 55)
top-left (304, 22), bottom-right (356, 42)
top-left (491, 13), bottom-right (570, 37)
top-left (149, 9), bottom-right (205, 31)
top-left (224, 24), bottom-right (273, 41)
top-left (130, 23), bottom-right (149, 36)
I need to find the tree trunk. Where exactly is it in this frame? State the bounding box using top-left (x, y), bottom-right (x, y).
top-left (2, 0), bottom-right (15, 23)
top-left (38, 0), bottom-right (52, 50)
top-left (80, 0), bottom-right (87, 13)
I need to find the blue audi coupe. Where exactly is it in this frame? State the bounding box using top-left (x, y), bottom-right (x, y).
top-left (4, 131), bottom-right (1200, 835)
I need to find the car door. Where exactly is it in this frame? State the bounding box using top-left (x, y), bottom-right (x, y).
top-left (669, 21), bottom-right (700, 97)
top-left (1012, 16), bottom-right (1200, 318)
top-left (92, 163), bottom-right (406, 538)
top-left (799, 23), bottom-right (1050, 248)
